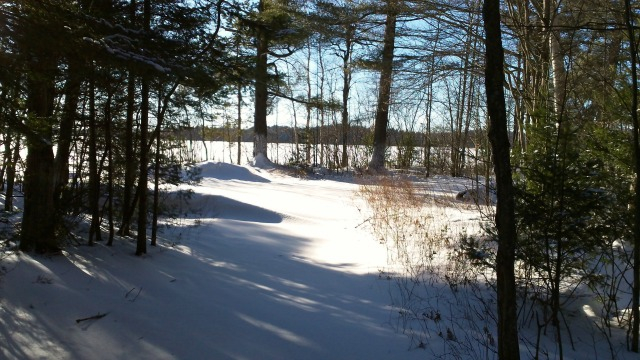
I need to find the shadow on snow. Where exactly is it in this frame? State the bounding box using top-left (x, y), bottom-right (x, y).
top-left (0, 222), bottom-right (404, 360)
top-left (163, 191), bottom-right (283, 224)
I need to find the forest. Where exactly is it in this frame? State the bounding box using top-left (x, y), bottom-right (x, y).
top-left (1, 0), bottom-right (640, 359)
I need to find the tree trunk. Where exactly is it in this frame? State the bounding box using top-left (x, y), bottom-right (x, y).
top-left (253, 0), bottom-right (269, 162)
top-left (119, 0), bottom-right (138, 237)
top-left (119, 72), bottom-right (137, 236)
top-left (483, 0), bottom-right (521, 358)
top-left (547, 1), bottom-right (566, 119)
top-left (424, 20), bottom-right (440, 177)
top-left (306, 40), bottom-right (313, 164)
top-left (511, 55), bottom-right (526, 154)
top-left (148, 82), bottom-right (178, 247)
top-left (4, 134), bottom-right (19, 212)
top-left (317, 41), bottom-right (326, 167)
top-left (292, 97), bottom-right (299, 162)
top-left (341, 25), bottom-right (354, 168)
top-left (201, 115), bottom-right (208, 161)
top-left (119, 70), bottom-right (136, 237)
top-left (1, 130), bottom-right (11, 192)
top-left (237, 82), bottom-right (242, 165)
top-left (368, 1), bottom-right (397, 171)
top-left (452, 61), bottom-right (468, 177)
top-left (151, 120), bottom-right (161, 247)
top-left (136, 0), bottom-right (151, 256)
top-left (88, 75), bottom-right (101, 245)
top-left (54, 60), bottom-right (82, 212)
top-left (20, 57), bottom-right (57, 253)
top-left (625, 0), bottom-right (640, 351)
top-left (105, 91), bottom-right (115, 246)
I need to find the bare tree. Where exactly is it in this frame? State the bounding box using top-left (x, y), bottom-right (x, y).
top-left (483, 0), bottom-right (520, 358)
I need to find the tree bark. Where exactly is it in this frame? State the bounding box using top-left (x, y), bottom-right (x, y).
top-left (483, 0), bottom-right (521, 358)
top-left (368, 1), bottom-right (397, 171)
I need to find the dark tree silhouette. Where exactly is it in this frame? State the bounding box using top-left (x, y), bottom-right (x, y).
top-left (482, 0), bottom-right (520, 358)
top-left (368, 0), bottom-right (397, 171)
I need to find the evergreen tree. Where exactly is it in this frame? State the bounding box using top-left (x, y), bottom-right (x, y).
top-left (233, 0), bottom-right (308, 163)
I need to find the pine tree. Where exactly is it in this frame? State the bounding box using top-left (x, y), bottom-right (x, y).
top-left (234, 0), bottom-right (308, 163)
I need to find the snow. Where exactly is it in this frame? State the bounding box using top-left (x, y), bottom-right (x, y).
top-left (252, 153), bottom-right (274, 169)
top-left (0, 161), bottom-right (418, 360)
top-left (0, 160), bottom-right (636, 359)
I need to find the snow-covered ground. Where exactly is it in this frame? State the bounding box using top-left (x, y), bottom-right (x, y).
top-left (0, 161), bottom-right (422, 360)
top-left (0, 159), bottom-right (635, 359)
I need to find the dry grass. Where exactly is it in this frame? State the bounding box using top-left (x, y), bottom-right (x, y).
top-left (356, 175), bottom-right (501, 356)
top-left (356, 175), bottom-right (486, 279)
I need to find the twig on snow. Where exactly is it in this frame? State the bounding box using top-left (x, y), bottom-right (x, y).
top-left (75, 312), bottom-right (108, 324)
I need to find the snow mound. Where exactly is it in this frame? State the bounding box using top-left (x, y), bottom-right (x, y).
top-left (252, 153), bottom-right (275, 169)
top-left (198, 161), bottom-right (270, 183)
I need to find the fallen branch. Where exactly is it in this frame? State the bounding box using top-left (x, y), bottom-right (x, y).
top-left (125, 287), bottom-right (142, 302)
top-left (355, 217), bottom-right (371, 229)
top-left (75, 312), bottom-right (108, 324)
